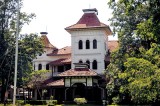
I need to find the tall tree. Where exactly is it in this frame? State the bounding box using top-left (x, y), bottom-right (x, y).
top-left (106, 0), bottom-right (160, 104)
top-left (0, 0), bottom-right (44, 102)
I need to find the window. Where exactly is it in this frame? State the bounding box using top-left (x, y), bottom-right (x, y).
top-left (79, 60), bottom-right (83, 63)
top-left (46, 64), bottom-right (49, 70)
top-left (92, 60), bottom-right (97, 69)
top-left (86, 40), bottom-right (90, 49)
top-left (86, 60), bottom-right (90, 68)
top-left (79, 40), bottom-right (83, 49)
top-left (58, 66), bottom-right (64, 72)
top-left (93, 39), bottom-right (97, 49)
top-left (38, 64), bottom-right (42, 70)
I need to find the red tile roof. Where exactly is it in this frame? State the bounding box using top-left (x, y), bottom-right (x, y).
top-left (41, 35), bottom-right (57, 49)
top-left (65, 10), bottom-right (112, 35)
top-left (49, 58), bottom-right (71, 65)
top-left (47, 46), bottom-right (71, 56)
top-left (108, 40), bottom-right (119, 52)
top-left (77, 13), bottom-right (101, 26)
top-left (58, 68), bottom-right (98, 77)
top-left (46, 79), bottom-right (64, 87)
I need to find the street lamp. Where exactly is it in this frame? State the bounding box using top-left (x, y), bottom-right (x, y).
top-left (13, 0), bottom-right (20, 105)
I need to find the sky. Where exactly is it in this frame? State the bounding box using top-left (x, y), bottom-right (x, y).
top-left (21, 0), bottom-right (117, 49)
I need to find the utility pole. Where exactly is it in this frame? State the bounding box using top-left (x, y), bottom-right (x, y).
top-left (13, 0), bottom-right (20, 105)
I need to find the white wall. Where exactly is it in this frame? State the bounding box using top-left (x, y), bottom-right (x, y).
top-left (70, 29), bottom-right (108, 74)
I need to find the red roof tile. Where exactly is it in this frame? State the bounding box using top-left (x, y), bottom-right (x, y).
top-left (58, 68), bottom-right (98, 77)
top-left (49, 58), bottom-right (71, 65)
top-left (41, 35), bottom-right (57, 49)
top-left (47, 46), bottom-right (71, 56)
top-left (77, 13), bottom-right (101, 26)
top-left (65, 9), bottom-right (112, 35)
top-left (46, 79), bottom-right (64, 87)
top-left (108, 40), bottom-right (119, 52)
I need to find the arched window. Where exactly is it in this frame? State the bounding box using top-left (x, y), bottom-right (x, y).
top-left (86, 40), bottom-right (90, 49)
top-left (79, 60), bottom-right (83, 63)
top-left (86, 60), bottom-right (90, 68)
top-left (38, 64), bottom-right (42, 70)
top-left (46, 64), bottom-right (49, 70)
top-left (93, 39), bottom-right (97, 49)
top-left (92, 60), bottom-right (97, 69)
top-left (79, 40), bottom-right (83, 49)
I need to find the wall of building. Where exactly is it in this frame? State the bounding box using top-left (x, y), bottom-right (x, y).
top-left (71, 29), bottom-right (108, 74)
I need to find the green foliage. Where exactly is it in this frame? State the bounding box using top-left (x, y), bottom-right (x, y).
top-left (0, 0), bottom-right (43, 102)
top-left (16, 100), bottom-right (24, 105)
top-left (74, 98), bottom-right (87, 105)
top-left (26, 100), bottom-right (57, 105)
top-left (24, 104), bottom-right (31, 106)
top-left (120, 58), bottom-right (160, 104)
top-left (112, 96), bottom-right (120, 105)
top-left (106, 0), bottom-right (160, 105)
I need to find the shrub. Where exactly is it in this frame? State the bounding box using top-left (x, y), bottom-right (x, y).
top-left (112, 96), bottom-right (120, 105)
top-left (74, 98), bottom-right (87, 105)
top-left (16, 100), bottom-right (24, 105)
top-left (47, 100), bottom-right (58, 106)
top-left (24, 104), bottom-right (31, 106)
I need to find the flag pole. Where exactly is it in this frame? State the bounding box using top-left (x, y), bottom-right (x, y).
top-left (13, 0), bottom-right (20, 105)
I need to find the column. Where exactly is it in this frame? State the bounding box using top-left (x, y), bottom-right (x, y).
top-left (35, 63), bottom-right (38, 71)
top-left (42, 63), bottom-right (46, 70)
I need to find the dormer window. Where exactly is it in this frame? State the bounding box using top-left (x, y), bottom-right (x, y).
top-left (86, 40), bottom-right (90, 49)
top-left (79, 40), bottom-right (83, 49)
top-left (93, 39), bottom-right (97, 49)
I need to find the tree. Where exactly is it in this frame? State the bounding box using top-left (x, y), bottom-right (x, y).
top-left (0, 0), bottom-right (44, 102)
top-left (106, 0), bottom-right (160, 104)
top-left (26, 69), bottom-right (50, 100)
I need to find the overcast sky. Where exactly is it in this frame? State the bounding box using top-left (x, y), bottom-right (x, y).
top-left (21, 0), bottom-right (117, 49)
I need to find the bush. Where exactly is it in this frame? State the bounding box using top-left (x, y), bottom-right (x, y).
top-left (74, 98), bottom-right (87, 105)
top-left (112, 96), bottom-right (120, 105)
top-left (47, 100), bottom-right (58, 105)
top-left (26, 100), bottom-right (57, 105)
top-left (24, 104), bottom-right (31, 106)
top-left (16, 100), bottom-right (24, 105)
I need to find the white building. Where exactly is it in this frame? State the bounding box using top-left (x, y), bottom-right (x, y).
top-left (32, 8), bottom-right (118, 103)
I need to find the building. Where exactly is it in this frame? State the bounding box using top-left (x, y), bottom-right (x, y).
top-left (32, 8), bottom-right (118, 104)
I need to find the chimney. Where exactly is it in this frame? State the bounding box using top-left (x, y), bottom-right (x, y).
top-left (82, 8), bottom-right (98, 15)
top-left (40, 32), bottom-right (48, 36)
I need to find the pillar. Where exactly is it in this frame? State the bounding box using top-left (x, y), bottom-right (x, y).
top-left (42, 63), bottom-right (46, 70)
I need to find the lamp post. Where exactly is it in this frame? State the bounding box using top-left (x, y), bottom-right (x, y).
top-left (13, 0), bottom-right (20, 105)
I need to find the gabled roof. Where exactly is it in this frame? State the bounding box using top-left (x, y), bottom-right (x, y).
top-left (47, 46), bottom-right (71, 56)
top-left (46, 79), bottom-right (64, 87)
top-left (49, 58), bottom-right (71, 65)
top-left (58, 68), bottom-right (98, 77)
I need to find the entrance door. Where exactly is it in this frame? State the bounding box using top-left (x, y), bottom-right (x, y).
top-left (73, 83), bottom-right (85, 98)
